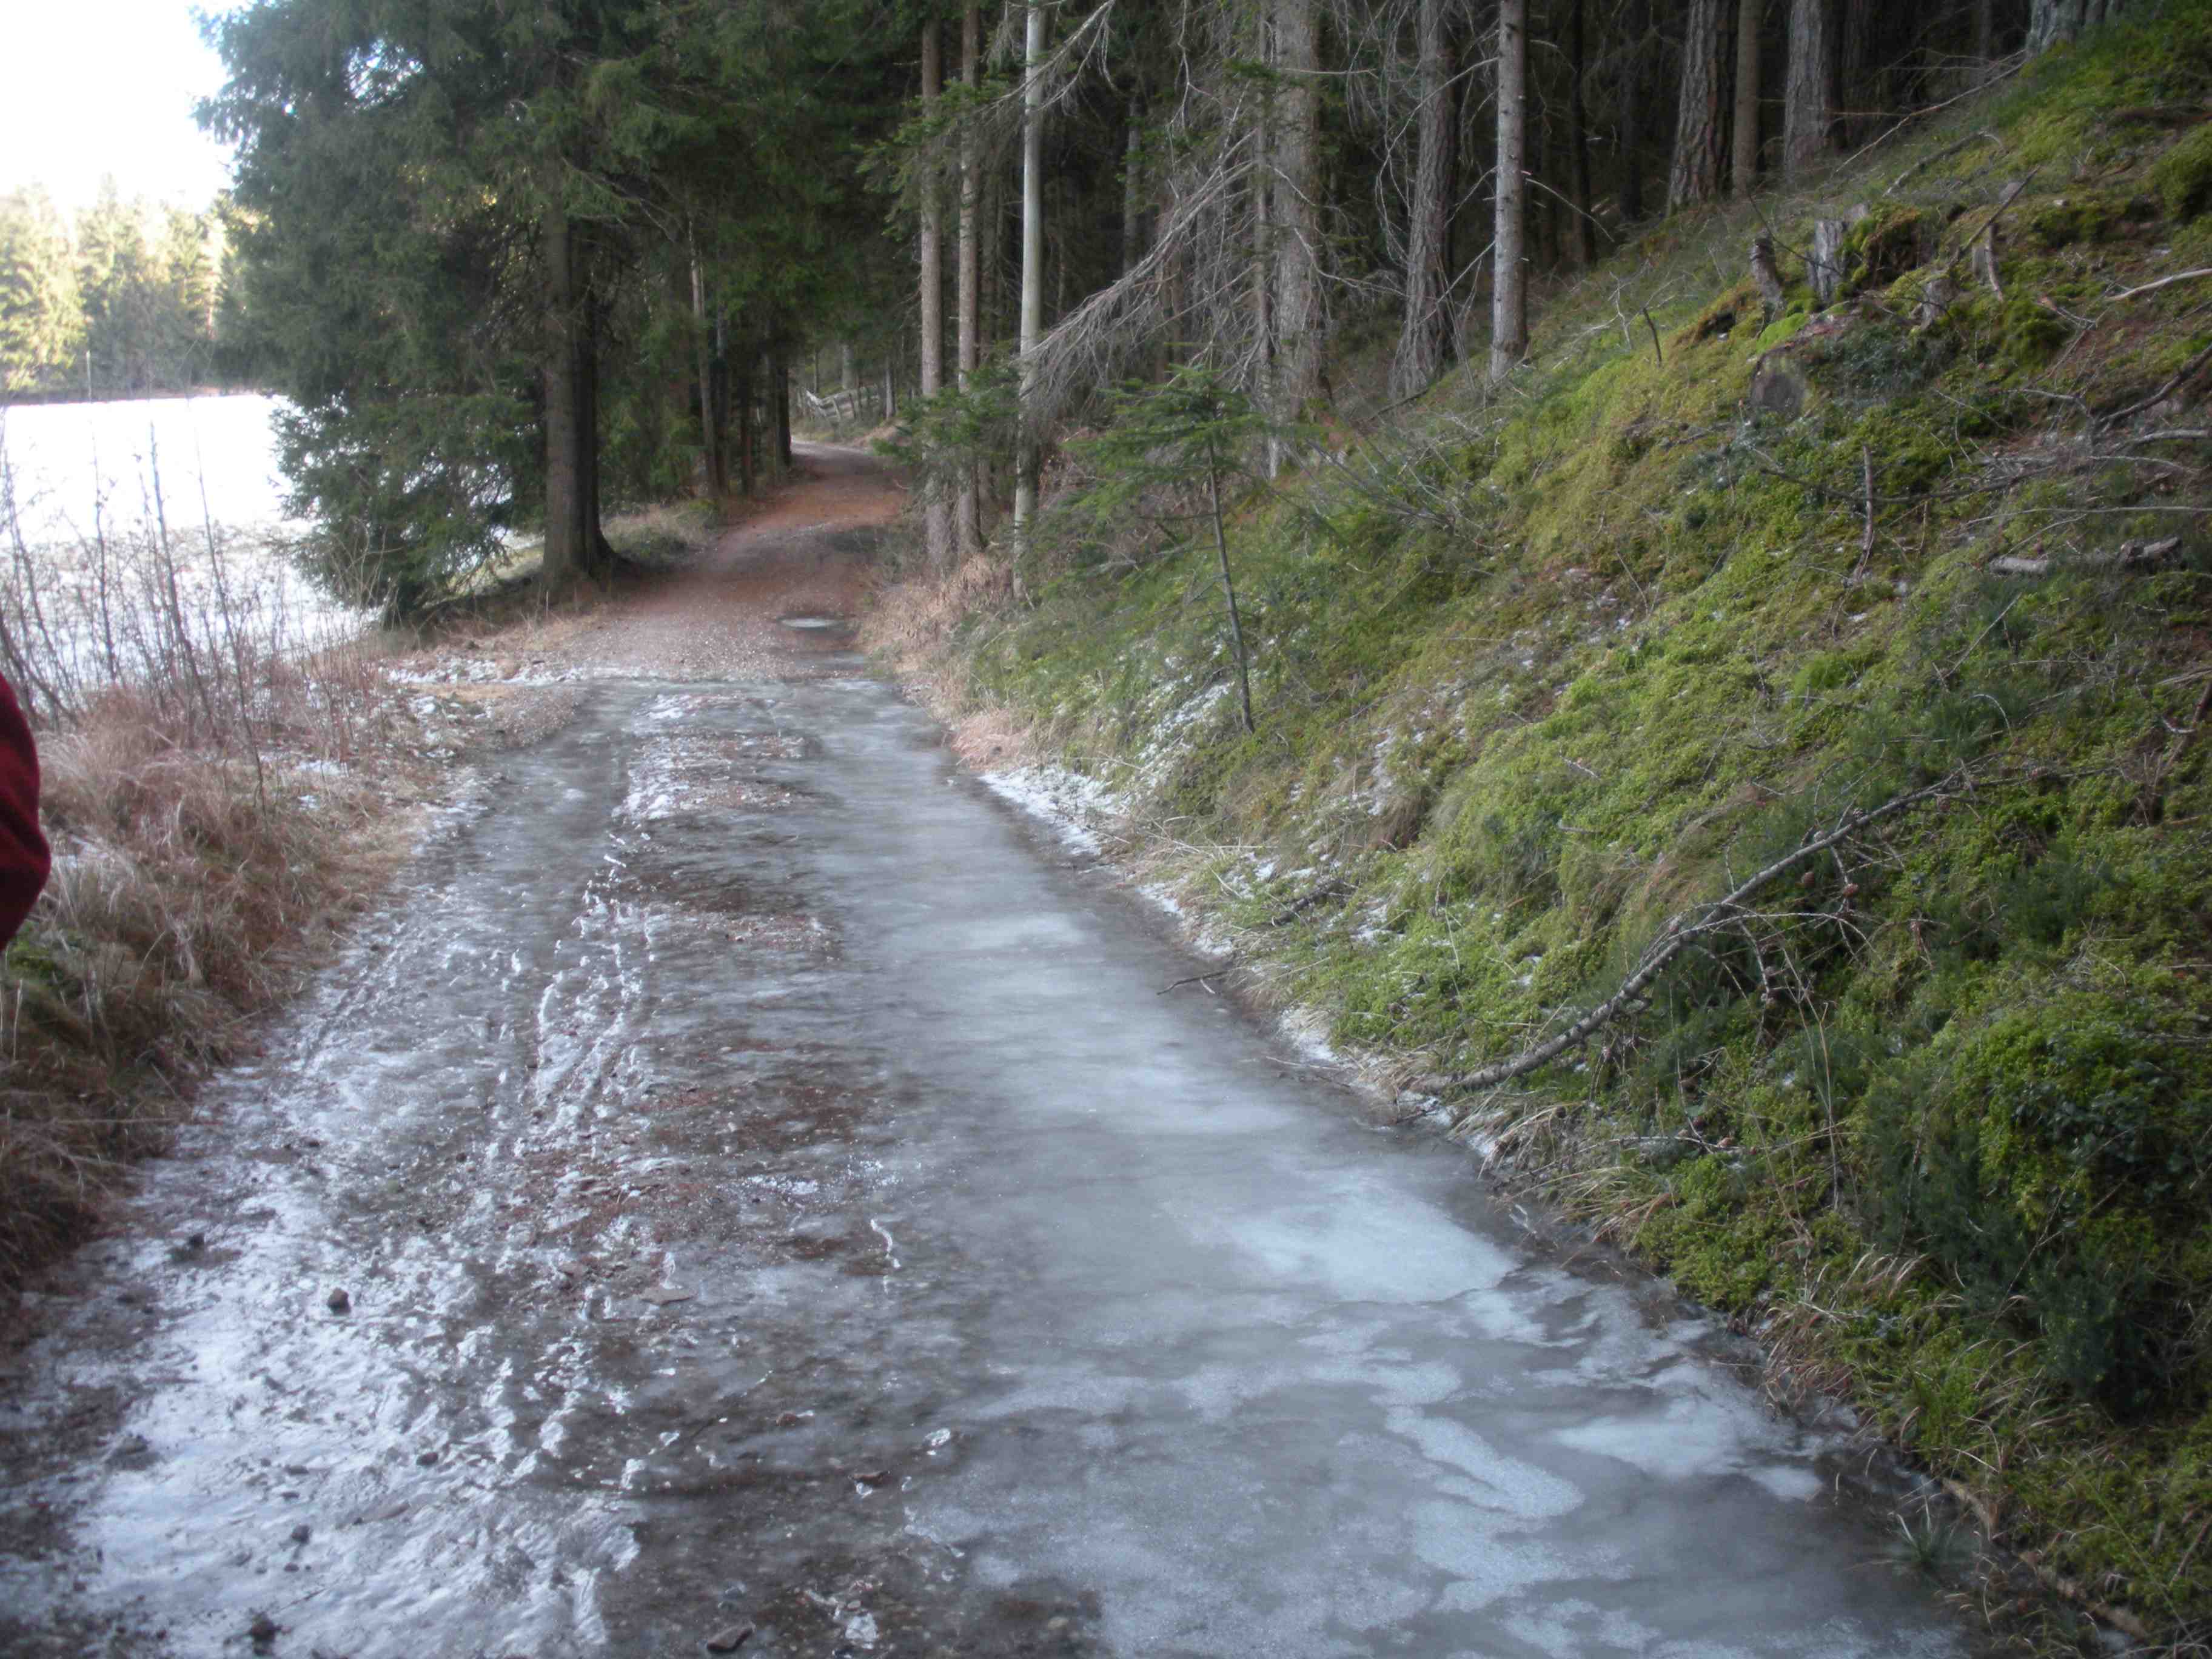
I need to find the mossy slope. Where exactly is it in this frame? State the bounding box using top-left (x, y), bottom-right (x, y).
top-left (881, 8), bottom-right (2212, 1643)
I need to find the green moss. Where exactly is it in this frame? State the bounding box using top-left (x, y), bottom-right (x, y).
top-left (1753, 310), bottom-right (1811, 350)
top-left (1841, 205), bottom-right (1935, 293)
top-left (2000, 294), bottom-right (2072, 369)
top-left (1684, 283), bottom-right (1755, 341)
top-left (2154, 121), bottom-right (2212, 220)
top-left (2020, 192), bottom-right (2154, 250)
top-left (1986, 1), bottom-right (2212, 167)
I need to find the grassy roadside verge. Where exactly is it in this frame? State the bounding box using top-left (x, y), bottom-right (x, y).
top-left (0, 494), bottom-right (714, 1316)
top-left (869, 12), bottom-right (2212, 1648)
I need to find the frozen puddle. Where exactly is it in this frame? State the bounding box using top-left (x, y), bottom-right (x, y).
top-left (0, 668), bottom-right (1970, 1659)
top-left (777, 614), bottom-right (847, 629)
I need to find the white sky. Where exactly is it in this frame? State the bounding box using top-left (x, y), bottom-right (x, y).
top-left (1, 0), bottom-right (238, 214)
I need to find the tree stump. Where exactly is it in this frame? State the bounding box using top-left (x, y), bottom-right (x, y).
top-left (1809, 218), bottom-right (1848, 304)
top-left (1751, 233), bottom-right (1789, 317)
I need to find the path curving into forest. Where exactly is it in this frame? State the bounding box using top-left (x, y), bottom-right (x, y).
top-left (0, 447), bottom-right (1971, 1658)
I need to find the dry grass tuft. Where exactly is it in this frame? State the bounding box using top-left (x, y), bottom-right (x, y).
top-left (0, 693), bottom-right (413, 1296)
top-left (945, 705), bottom-right (1036, 771)
top-left (859, 551), bottom-right (1021, 719)
top-left (0, 452), bottom-right (436, 1302)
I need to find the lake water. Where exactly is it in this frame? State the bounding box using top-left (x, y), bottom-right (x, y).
top-left (0, 395), bottom-right (370, 697)
top-left (0, 394), bottom-right (296, 548)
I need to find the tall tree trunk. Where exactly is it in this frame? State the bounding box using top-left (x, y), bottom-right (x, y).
top-left (1121, 107), bottom-right (1147, 276)
top-left (711, 310), bottom-right (732, 492)
top-left (736, 350), bottom-right (757, 497)
top-left (1733, 0), bottom-right (1762, 194)
top-left (1781, 0), bottom-right (1834, 178)
top-left (1272, 0), bottom-right (1321, 464)
top-left (1491, 0), bottom-right (1529, 380)
top-left (919, 16), bottom-right (951, 568)
top-left (691, 251), bottom-right (723, 499)
top-left (1668, 0), bottom-right (1729, 209)
top-left (1532, 85), bottom-right (1557, 269)
top-left (2026, 0), bottom-right (2109, 53)
top-left (541, 198), bottom-right (588, 589)
top-left (956, 1), bottom-right (983, 555)
top-left (1013, 0), bottom-right (1047, 541)
top-left (1838, 0), bottom-right (1873, 150)
top-left (578, 295), bottom-right (612, 575)
top-left (982, 178), bottom-right (1004, 348)
top-left (1392, 0), bottom-right (1456, 398)
top-left (1252, 4), bottom-right (1275, 441)
top-left (1569, 0), bottom-right (1598, 263)
top-left (1618, 0), bottom-right (1647, 223)
top-left (775, 342), bottom-right (793, 469)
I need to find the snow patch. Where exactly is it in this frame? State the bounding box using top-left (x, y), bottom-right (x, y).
top-left (977, 764), bottom-right (1119, 856)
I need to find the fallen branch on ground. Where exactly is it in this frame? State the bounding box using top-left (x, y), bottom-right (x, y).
top-left (2096, 338), bottom-right (2212, 432)
top-left (1405, 776), bottom-right (1964, 1099)
top-left (2142, 674), bottom-right (2212, 821)
top-left (1269, 877), bottom-right (1350, 927)
top-left (1159, 963), bottom-right (1236, 995)
top-left (2016, 1551), bottom-right (2155, 1646)
top-left (1883, 129), bottom-right (2005, 198)
top-left (2106, 104), bottom-right (2212, 127)
top-left (2107, 267), bottom-right (2212, 303)
top-left (1986, 534), bottom-right (2181, 578)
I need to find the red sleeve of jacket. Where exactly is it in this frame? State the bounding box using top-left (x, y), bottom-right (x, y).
top-left (0, 674), bottom-right (51, 950)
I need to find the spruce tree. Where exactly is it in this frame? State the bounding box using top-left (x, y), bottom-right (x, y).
top-left (0, 190), bottom-right (82, 394)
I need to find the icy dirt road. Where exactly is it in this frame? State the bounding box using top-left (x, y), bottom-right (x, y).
top-left (0, 460), bottom-right (1968, 1659)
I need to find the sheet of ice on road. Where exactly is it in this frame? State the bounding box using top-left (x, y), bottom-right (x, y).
top-left (0, 674), bottom-right (1965, 1658)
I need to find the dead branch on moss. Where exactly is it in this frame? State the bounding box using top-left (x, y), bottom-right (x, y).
top-left (1917, 172), bottom-right (2037, 300)
top-left (1985, 534), bottom-right (2182, 577)
top-left (2142, 675), bottom-right (2212, 822)
top-left (1404, 775), bottom-right (1965, 1101)
top-left (2107, 267), bottom-right (2212, 304)
top-left (1883, 129), bottom-right (2005, 198)
top-left (1845, 58), bottom-right (2026, 172)
top-left (2016, 1550), bottom-right (2156, 1646)
top-left (2096, 339), bottom-right (2212, 434)
top-left (1268, 876), bottom-right (1350, 926)
top-left (1856, 446), bottom-right (1878, 578)
top-left (1741, 445), bottom-right (1997, 507)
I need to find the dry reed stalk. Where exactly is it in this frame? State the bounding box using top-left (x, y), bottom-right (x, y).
top-left (0, 444), bottom-right (434, 1302)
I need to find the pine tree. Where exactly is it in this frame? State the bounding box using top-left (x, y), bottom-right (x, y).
top-left (206, 0), bottom-right (906, 614)
top-left (158, 207), bottom-right (217, 389)
top-left (77, 182), bottom-right (156, 395)
top-left (0, 190), bottom-right (81, 394)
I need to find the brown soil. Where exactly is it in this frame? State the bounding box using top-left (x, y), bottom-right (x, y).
top-left (465, 443), bottom-right (899, 685)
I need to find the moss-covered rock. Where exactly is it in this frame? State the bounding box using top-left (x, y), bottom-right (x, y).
top-left (2020, 191), bottom-right (2157, 250)
top-left (2154, 121), bottom-right (2212, 220)
top-left (1842, 205), bottom-right (1937, 293)
top-left (1871, 983), bottom-right (2212, 1414)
